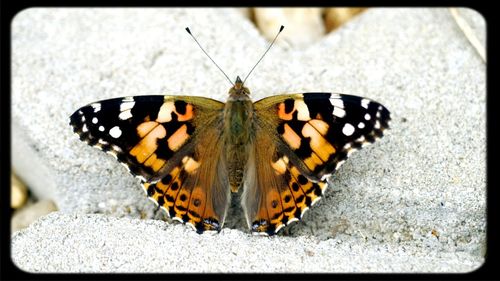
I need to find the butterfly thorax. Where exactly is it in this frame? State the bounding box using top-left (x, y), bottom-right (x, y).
top-left (223, 77), bottom-right (254, 193)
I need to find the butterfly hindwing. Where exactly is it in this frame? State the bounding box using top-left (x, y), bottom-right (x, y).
top-left (70, 95), bottom-right (231, 232)
top-left (245, 93), bottom-right (390, 235)
top-left (142, 124), bottom-right (230, 233)
top-left (242, 131), bottom-right (328, 235)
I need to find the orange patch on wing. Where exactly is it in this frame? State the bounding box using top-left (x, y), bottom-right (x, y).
top-left (287, 167), bottom-right (308, 209)
top-left (182, 156), bottom-right (200, 174)
top-left (168, 124), bottom-right (189, 151)
top-left (280, 186), bottom-right (296, 218)
top-left (151, 158), bottom-right (166, 172)
top-left (187, 187), bottom-right (205, 223)
top-left (144, 153), bottom-right (157, 167)
top-left (303, 152), bottom-right (324, 170)
top-left (174, 190), bottom-right (191, 216)
top-left (130, 124), bottom-right (166, 163)
top-left (302, 123), bottom-right (336, 162)
top-left (177, 104), bottom-right (194, 121)
top-left (271, 157), bottom-right (288, 175)
top-left (282, 124), bottom-right (301, 150)
top-left (278, 103), bottom-right (294, 120)
top-left (266, 189), bottom-right (284, 224)
top-left (308, 119), bottom-right (329, 135)
top-left (163, 167), bottom-right (182, 208)
top-left (137, 121), bottom-right (158, 138)
top-left (201, 197), bottom-right (218, 223)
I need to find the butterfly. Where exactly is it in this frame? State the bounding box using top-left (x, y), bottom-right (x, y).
top-left (69, 76), bottom-right (390, 236)
top-left (69, 26), bottom-right (390, 236)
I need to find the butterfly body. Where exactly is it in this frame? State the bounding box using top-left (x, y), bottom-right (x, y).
top-left (70, 78), bottom-right (390, 235)
top-left (223, 76), bottom-right (254, 193)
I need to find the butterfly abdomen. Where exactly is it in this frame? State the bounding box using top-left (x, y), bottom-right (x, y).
top-left (223, 94), bottom-right (254, 193)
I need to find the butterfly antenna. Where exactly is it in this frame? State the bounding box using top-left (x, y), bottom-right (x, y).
top-left (243, 25), bottom-right (284, 85)
top-left (185, 27), bottom-right (234, 86)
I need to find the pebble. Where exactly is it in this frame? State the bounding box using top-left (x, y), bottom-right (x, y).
top-left (325, 8), bottom-right (366, 32)
top-left (11, 199), bottom-right (58, 233)
top-left (11, 173), bottom-right (28, 209)
top-left (253, 8), bottom-right (325, 47)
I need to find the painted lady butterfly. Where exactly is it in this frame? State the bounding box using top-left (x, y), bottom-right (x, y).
top-left (69, 26), bottom-right (390, 236)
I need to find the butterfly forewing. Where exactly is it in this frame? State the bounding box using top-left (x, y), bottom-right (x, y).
top-left (70, 95), bottom-right (224, 182)
top-left (254, 93), bottom-right (390, 181)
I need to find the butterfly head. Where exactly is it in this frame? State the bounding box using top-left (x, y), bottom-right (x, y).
top-left (229, 76), bottom-right (250, 97)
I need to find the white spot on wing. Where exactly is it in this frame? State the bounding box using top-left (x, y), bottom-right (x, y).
top-left (356, 135), bottom-right (366, 143)
top-left (361, 99), bottom-right (370, 109)
top-left (91, 103), bottom-right (101, 113)
top-left (120, 162), bottom-right (130, 171)
top-left (300, 207), bottom-right (310, 219)
top-left (98, 125), bottom-right (105, 132)
top-left (186, 222), bottom-right (197, 232)
top-left (120, 101), bottom-right (135, 112)
top-left (141, 184), bottom-right (149, 196)
top-left (147, 197), bottom-right (159, 206)
top-left (172, 217), bottom-right (184, 223)
top-left (364, 113), bottom-right (371, 121)
top-left (111, 145), bottom-right (122, 153)
top-left (92, 117), bottom-right (98, 124)
top-left (119, 110), bottom-right (133, 120)
top-left (106, 150), bottom-right (118, 159)
top-left (274, 224), bottom-right (285, 233)
top-left (342, 123), bottom-right (355, 136)
top-left (335, 160), bottom-right (346, 169)
top-left (358, 122), bottom-right (365, 129)
top-left (82, 124), bottom-right (88, 133)
top-left (109, 126), bottom-right (122, 138)
top-left (160, 206), bottom-right (170, 217)
top-left (333, 107), bottom-right (346, 118)
top-left (311, 197), bottom-right (322, 206)
top-left (330, 98), bottom-right (344, 108)
top-left (287, 217), bottom-right (299, 225)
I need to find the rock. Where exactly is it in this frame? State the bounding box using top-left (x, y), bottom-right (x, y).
top-left (11, 199), bottom-right (58, 233)
top-left (236, 8), bottom-right (252, 20)
top-left (253, 8), bottom-right (325, 47)
top-left (325, 8), bottom-right (366, 32)
top-left (11, 173), bottom-right (28, 209)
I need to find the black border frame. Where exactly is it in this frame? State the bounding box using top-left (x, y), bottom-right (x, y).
top-left (1, 1), bottom-right (497, 280)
